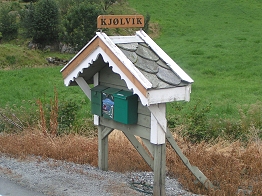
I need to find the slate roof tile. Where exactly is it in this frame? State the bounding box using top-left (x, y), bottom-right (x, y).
top-left (116, 42), bottom-right (186, 89)
top-left (120, 49), bottom-right (138, 64)
top-left (134, 56), bottom-right (159, 74)
top-left (135, 43), bottom-right (159, 61)
top-left (157, 66), bottom-right (181, 86)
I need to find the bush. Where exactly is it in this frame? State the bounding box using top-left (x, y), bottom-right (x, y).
top-left (0, 5), bottom-right (18, 41)
top-left (33, 0), bottom-right (59, 45)
top-left (143, 13), bottom-right (151, 33)
top-left (58, 100), bottom-right (80, 133)
top-left (20, 0), bottom-right (59, 46)
top-left (19, 2), bottom-right (35, 38)
top-left (181, 100), bottom-right (212, 143)
top-left (61, 2), bottom-right (103, 51)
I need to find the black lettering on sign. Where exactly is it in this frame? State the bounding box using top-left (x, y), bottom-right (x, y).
top-left (97, 15), bottom-right (144, 28)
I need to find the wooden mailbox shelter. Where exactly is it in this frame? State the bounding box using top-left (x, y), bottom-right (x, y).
top-left (61, 29), bottom-right (212, 195)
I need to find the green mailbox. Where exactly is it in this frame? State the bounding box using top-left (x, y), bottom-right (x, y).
top-left (91, 85), bottom-right (108, 116)
top-left (113, 90), bottom-right (138, 124)
top-left (102, 88), bottom-right (120, 119)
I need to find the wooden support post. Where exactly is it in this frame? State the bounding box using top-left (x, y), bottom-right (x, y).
top-left (153, 144), bottom-right (166, 196)
top-left (122, 130), bottom-right (154, 170)
top-left (98, 126), bottom-right (113, 171)
top-left (166, 128), bottom-right (214, 189)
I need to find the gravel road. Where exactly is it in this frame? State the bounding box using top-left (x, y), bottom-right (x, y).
top-left (0, 154), bottom-right (199, 196)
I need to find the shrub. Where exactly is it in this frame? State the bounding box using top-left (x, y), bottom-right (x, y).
top-left (182, 100), bottom-right (212, 143)
top-left (19, 2), bottom-right (35, 38)
top-left (58, 100), bottom-right (80, 133)
top-left (61, 2), bottom-right (103, 51)
top-left (143, 13), bottom-right (151, 33)
top-left (20, 0), bottom-right (59, 46)
top-left (0, 5), bottom-right (18, 41)
top-left (32, 0), bottom-right (59, 45)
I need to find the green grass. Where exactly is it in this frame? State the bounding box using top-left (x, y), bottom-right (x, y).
top-left (0, 0), bottom-right (261, 140)
top-left (127, 0), bottom-right (262, 120)
top-left (0, 66), bottom-right (91, 117)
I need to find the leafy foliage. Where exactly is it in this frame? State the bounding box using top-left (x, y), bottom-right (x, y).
top-left (61, 2), bottom-right (103, 51)
top-left (143, 13), bottom-right (150, 33)
top-left (19, 2), bottom-right (35, 38)
top-left (32, 0), bottom-right (59, 45)
top-left (58, 100), bottom-right (80, 133)
top-left (20, 0), bottom-right (59, 45)
top-left (0, 4), bottom-right (18, 41)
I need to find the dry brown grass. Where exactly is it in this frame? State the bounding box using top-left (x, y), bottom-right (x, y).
top-left (1, 129), bottom-right (262, 195)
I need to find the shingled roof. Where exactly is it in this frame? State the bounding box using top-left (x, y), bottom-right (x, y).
top-left (116, 42), bottom-right (189, 89)
top-left (61, 30), bottom-right (193, 105)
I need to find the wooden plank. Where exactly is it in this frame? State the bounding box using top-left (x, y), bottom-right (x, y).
top-left (99, 66), bottom-right (128, 88)
top-left (98, 126), bottom-right (109, 171)
top-left (98, 38), bottom-right (148, 98)
top-left (160, 144), bottom-right (166, 196)
top-left (166, 128), bottom-right (214, 189)
top-left (141, 138), bottom-right (154, 156)
top-left (94, 72), bottom-right (99, 86)
top-left (148, 104), bottom-right (167, 132)
top-left (62, 38), bottom-right (99, 79)
top-left (100, 117), bottom-right (150, 140)
top-left (151, 113), bottom-right (166, 144)
top-left (138, 102), bottom-right (151, 116)
top-left (97, 15), bottom-right (144, 29)
top-left (122, 130), bottom-right (154, 170)
top-left (109, 35), bottom-right (144, 44)
top-left (75, 77), bottom-right (91, 100)
top-left (94, 115), bottom-right (99, 125)
top-left (147, 87), bottom-right (190, 104)
top-left (153, 144), bottom-right (166, 196)
top-left (101, 127), bottom-right (114, 140)
top-left (137, 113), bottom-right (150, 128)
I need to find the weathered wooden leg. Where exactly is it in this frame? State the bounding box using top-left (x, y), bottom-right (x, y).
top-left (153, 144), bottom-right (166, 196)
top-left (98, 126), bottom-right (114, 171)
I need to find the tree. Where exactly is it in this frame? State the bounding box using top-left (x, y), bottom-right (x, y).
top-left (20, 2), bottom-right (35, 38)
top-left (0, 5), bottom-right (18, 41)
top-left (20, 0), bottom-right (59, 46)
top-left (32, 0), bottom-right (59, 45)
top-left (61, 2), bottom-right (103, 51)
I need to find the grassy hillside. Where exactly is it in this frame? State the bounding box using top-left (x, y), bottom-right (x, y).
top-left (0, 0), bottom-right (261, 140)
top-left (128, 0), bottom-right (262, 119)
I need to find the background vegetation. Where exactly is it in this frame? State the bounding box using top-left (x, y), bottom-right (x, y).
top-left (0, 0), bottom-right (262, 195)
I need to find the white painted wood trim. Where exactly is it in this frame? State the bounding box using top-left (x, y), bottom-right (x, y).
top-left (75, 77), bottom-right (91, 100)
top-left (63, 48), bottom-right (102, 86)
top-left (136, 30), bottom-right (194, 83)
top-left (185, 84), bottom-right (191, 102)
top-left (109, 35), bottom-right (144, 44)
top-left (63, 47), bottom-right (149, 106)
top-left (147, 86), bottom-right (191, 104)
top-left (97, 32), bottom-right (152, 89)
top-left (93, 72), bottom-right (100, 125)
top-left (149, 104), bottom-right (166, 144)
top-left (148, 104), bottom-right (167, 132)
top-left (60, 35), bottom-right (99, 72)
top-left (94, 115), bottom-right (99, 125)
top-left (94, 72), bottom-right (99, 86)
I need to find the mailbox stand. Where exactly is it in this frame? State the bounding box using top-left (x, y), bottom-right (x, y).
top-left (61, 22), bottom-right (213, 195)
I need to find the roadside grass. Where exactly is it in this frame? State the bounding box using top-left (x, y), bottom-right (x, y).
top-left (1, 129), bottom-right (262, 195)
